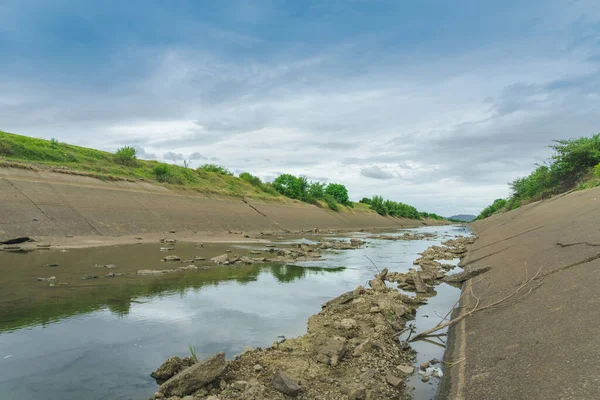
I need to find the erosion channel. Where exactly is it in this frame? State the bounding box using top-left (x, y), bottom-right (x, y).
top-left (0, 225), bottom-right (471, 400)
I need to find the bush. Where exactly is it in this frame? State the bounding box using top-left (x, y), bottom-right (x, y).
top-left (115, 146), bottom-right (137, 166)
top-left (370, 195), bottom-right (387, 215)
top-left (323, 194), bottom-right (339, 211)
top-left (476, 198), bottom-right (508, 220)
top-left (359, 197), bottom-right (372, 205)
top-left (307, 182), bottom-right (326, 200)
top-left (594, 162), bottom-right (600, 178)
top-left (272, 174), bottom-right (308, 200)
top-left (152, 163), bottom-right (186, 184)
top-left (325, 183), bottom-right (350, 205)
top-left (198, 164), bottom-right (232, 175)
top-left (50, 138), bottom-right (60, 149)
top-left (239, 172), bottom-right (262, 186)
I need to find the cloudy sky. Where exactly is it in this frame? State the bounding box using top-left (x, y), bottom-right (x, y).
top-left (1, 0), bottom-right (600, 216)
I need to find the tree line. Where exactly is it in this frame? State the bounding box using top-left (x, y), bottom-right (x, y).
top-left (476, 134), bottom-right (600, 220)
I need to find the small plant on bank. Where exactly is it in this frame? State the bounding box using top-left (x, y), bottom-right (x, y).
top-left (188, 344), bottom-right (198, 362)
top-left (239, 172), bottom-right (262, 186)
top-left (115, 146), bottom-right (137, 166)
top-left (50, 137), bottom-right (60, 149)
top-left (197, 164), bottom-right (232, 175)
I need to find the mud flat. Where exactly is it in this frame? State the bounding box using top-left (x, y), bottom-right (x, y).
top-left (441, 186), bottom-right (600, 400)
top-left (147, 235), bottom-right (475, 400)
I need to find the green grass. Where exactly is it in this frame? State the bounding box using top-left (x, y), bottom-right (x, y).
top-left (0, 130), bottom-right (283, 200)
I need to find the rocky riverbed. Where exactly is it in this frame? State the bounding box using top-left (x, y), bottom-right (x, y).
top-left (148, 235), bottom-right (476, 400)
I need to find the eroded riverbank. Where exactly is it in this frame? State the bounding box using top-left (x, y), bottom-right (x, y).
top-left (0, 225), bottom-right (471, 400)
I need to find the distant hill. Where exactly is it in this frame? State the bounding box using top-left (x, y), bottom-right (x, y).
top-left (448, 214), bottom-right (476, 222)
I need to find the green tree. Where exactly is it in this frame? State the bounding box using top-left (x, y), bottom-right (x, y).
top-left (325, 183), bottom-right (350, 205)
top-left (272, 174), bottom-right (308, 200)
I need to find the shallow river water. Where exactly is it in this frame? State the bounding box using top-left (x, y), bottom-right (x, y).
top-left (0, 225), bottom-right (470, 400)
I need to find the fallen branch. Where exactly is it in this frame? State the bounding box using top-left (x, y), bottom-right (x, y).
top-left (410, 266), bottom-right (544, 341)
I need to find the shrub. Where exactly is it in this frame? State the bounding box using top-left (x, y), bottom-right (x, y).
top-left (476, 198), bottom-right (508, 220)
top-left (370, 195), bottom-right (387, 215)
top-left (50, 138), bottom-right (60, 149)
top-left (359, 197), bottom-right (372, 205)
top-left (152, 163), bottom-right (185, 184)
top-left (325, 183), bottom-right (350, 205)
top-left (323, 194), bottom-right (339, 211)
top-left (272, 174), bottom-right (308, 200)
top-left (595, 162), bottom-right (600, 178)
top-left (239, 172), bottom-right (262, 186)
top-left (198, 164), bottom-right (232, 175)
top-left (115, 146), bottom-right (137, 166)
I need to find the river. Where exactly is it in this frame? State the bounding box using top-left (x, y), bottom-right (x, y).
top-left (0, 225), bottom-right (470, 400)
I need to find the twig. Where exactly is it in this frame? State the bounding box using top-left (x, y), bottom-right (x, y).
top-left (411, 266), bottom-right (544, 341)
top-left (363, 255), bottom-right (381, 274)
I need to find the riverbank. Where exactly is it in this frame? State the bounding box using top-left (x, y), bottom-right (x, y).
top-left (0, 167), bottom-right (446, 246)
top-left (442, 185), bottom-right (600, 399)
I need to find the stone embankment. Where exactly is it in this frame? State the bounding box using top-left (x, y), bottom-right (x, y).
top-left (147, 236), bottom-right (476, 400)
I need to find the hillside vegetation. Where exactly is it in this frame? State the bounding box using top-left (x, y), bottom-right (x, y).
top-left (0, 130), bottom-right (444, 220)
top-left (477, 134), bottom-right (600, 220)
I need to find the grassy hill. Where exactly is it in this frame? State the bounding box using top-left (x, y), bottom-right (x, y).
top-left (0, 130), bottom-right (284, 200)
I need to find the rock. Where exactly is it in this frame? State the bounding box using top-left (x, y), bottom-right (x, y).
top-left (368, 278), bottom-right (387, 292)
top-left (430, 358), bottom-right (440, 365)
top-left (43, 263), bottom-right (59, 267)
top-left (176, 265), bottom-right (198, 272)
top-left (181, 397), bottom-right (194, 400)
top-left (232, 381), bottom-right (248, 391)
top-left (253, 364), bottom-right (263, 372)
top-left (169, 230), bottom-right (176, 233)
top-left (137, 269), bottom-right (174, 276)
top-left (413, 272), bottom-right (427, 293)
top-left (154, 391), bottom-right (165, 399)
top-left (348, 386), bottom-right (367, 400)
top-left (151, 357), bottom-right (195, 381)
top-left (211, 254), bottom-right (230, 265)
top-left (160, 247), bottom-right (175, 252)
top-left (420, 361), bottom-right (430, 370)
top-left (338, 318), bottom-right (358, 330)
top-left (443, 266), bottom-right (491, 284)
top-left (318, 336), bottom-right (347, 366)
top-left (377, 268), bottom-right (389, 280)
top-left (421, 375), bottom-right (430, 382)
top-left (385, 372), bottom-right (403, 387)
top-left (272, 370), bottom-right (302, 397)
top-left (80, 275), bottom-right (99, 280)
top-left (369, 306), bottom-right (380, 313)
top-left (163, 255), bottom-right (181, 262)
top-left (397, 364), bottom-right (414, 375)
top-left (194, 257), bottom-right (206, 261)
top-left (249, 251), bottom-right (262, 255)
top-left (359, 368), bottom-right (376, 382)
top-left (158, 352), bottom-right (226, 397)
top-left (352, 340), bottom-right (377, 357)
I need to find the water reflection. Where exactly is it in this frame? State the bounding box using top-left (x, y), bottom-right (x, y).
top-left (0, 225), bottom-right (470, 400)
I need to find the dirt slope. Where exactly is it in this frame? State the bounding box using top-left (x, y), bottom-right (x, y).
top-left (442, 186), bottom-right (600, 400)
top-left (0, 168), bottom-right (438, 243)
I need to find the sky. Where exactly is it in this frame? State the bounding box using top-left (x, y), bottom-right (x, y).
top-left (1, 0), bottom-right (600, 216)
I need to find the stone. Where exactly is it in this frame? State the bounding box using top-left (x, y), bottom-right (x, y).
top-left (421, 375), bottom-right (430, 382)
top-left (413, 272), bottom-right (427, 293)
top-left (397, 364), bottom-right (414, 375)
top-left (352, 340), bottom-right (381, 357)
top-left (163, 255), bottom-right (181, 262)
top-left (43, 263), bottom-right (59, 267)
top-left (176, 265), bottom-right (198, 272)
top-left (253, 364), bottom-right (263, 372)
top-left (368, 278), bottom-right (387, 292)
top-left (420, 361), bottom-right (430, 370)
top-left (151, 357), bottom-right (195, 381)
top-left (158, 352), bottom-right (226, 397)
top-left (385, 372), bottom-right (403, 387)
top-left (211, 254), bottom-right (230, 264)
top-left (338, 318), bottom-right (358, 330)
top-left (232, 381), bottom-right (249, 391)
top-left (272, 370), bottom-right (302, 397)
top-left (154, 392), bottom-right (165, 399)
top-left (369, 306), bottom-right (380, 313)
top-left (359, 368), bottom-right (376, 382)
top-left (138, 269), bottom-right (174, 276)
top-left (318, 336), bottom-right (347, 366)
top-left (181, 397), bottom-right (194, 400)
top-left (348, 387), bottom-right (367, 400)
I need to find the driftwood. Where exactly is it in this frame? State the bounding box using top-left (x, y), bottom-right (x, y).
top-left (411, 266), bottom-right (544, 341)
